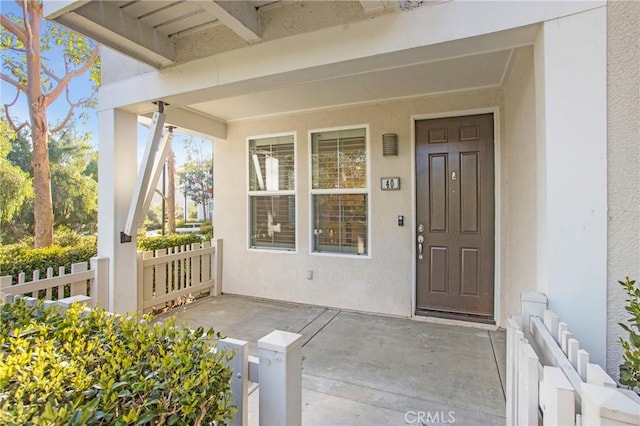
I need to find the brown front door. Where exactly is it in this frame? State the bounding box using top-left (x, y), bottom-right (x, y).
top-left (415, 113), bottom-right (495, 320)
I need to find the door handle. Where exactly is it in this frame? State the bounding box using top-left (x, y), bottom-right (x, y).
top-left (417, 235), bottom-right (424, 260)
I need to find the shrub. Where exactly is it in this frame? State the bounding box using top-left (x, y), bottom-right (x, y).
top-left (199, 220), bottom-right (214, 240)
top-left (54, 227), bottom-right (86, 247)
top-left (137, 233), bottom-right (204, 252)
top-left (619, 277), bottom-right (640, 393)
top-left (0, 237), bottom-right (97, 282)
top-left (0, 299), bottom-right (235, 425)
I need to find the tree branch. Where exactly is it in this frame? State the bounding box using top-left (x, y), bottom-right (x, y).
top-left (155, 189), bottom-right (169, 203)
top-left (6, 46), bottom-right (26, 53)
top-left (48, 85), bottom-right (98, 134)
top-left (4, 95), bottom-right (29, 133)
top-left (0, 72), bottom-right (27, 92)
top-left (42, 63), bottom-right (61, 83)
top-left (46, 44), bottom-right (99, 107)
top-left (20, 1), bottom-right (34, 57)
top-left (0, 12), bottom-right (27, 43)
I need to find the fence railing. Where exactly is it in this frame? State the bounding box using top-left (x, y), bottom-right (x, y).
top-left (137, 239), bottom-right (222, 312)
top-left (507, 292), bottom-right (640, 425)
top-left (0, 257), bottom-right (109, 308)
top-left (3, 293), bottom-right (302, 426)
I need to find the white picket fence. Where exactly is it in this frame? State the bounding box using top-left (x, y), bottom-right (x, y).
top-left (507, 292), bottom-right (640, 425)
top-left (0, 239), bottom-right (223, 314)
top-left (3, 293), bottom-right (302, 426)
top-left (0, 257), bottom-right (108, 308)
top-left (137, 239), bottom-right (222, 312)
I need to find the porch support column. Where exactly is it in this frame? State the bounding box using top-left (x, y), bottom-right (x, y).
top-left (98, 108), bottom-right (139, 314)
top-left (534, 7), bottom-right (607, 365)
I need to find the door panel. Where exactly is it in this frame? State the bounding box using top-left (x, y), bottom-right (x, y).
top-left (429, 247), bottom-right (448, 293)
top-left (415, 114), bottom-right (495, 319)
top-left (429, 154), bottom-right (448, 232)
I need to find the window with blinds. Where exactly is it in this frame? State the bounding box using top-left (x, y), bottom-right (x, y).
top-left (311, 127), bottom-right (368, 255)
top-left (248, 134), bottom-right (296, 250)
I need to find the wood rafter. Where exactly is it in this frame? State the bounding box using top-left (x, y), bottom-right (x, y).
top-left (199, 0), bottom-right (261, 42)
top-left (64, 1), bottom-right (176, 65)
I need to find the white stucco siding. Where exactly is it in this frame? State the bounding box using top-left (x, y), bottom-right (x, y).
top-left (215, 88), bottom-right (503, 317)
top-left (606, 0), bottom-right (640, 380)
top-left (501, 47), bottom-right (538, 326)
top-left (534, 7), bottom-right (608, 365)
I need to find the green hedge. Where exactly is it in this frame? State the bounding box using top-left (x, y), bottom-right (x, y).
top-left (0, 234), bottom-right (207, 283)
top-left (0, 299), bottom-right (234, 425)
top-left (0, 237), bottom-right (97, 282)
top-left (137, 233), bottom-right (204, 251)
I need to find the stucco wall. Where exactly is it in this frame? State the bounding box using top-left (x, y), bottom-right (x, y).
top-left (501, 47), bottom-right (538, 325)
top-left (215, 88), bottom-right (514, 317)
top-left (606, 0), bottom-right (640, 379)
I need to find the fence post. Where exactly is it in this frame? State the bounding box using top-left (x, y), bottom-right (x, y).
top-left (219, 338), bottom-right (249, 426)
top-left (586, 363), bottom-right (617, 388)
top-left (90, 256), bottom-right (110, 309)
top-left (506, 317), bottom-right (522, 426)
top-left (542, 366), bottom-right (575, 425)
top-left (517, 340), bottom-right (539, 426)
top-left (581, 382), bottom-right (640, 425)
top-left (136, 251), bottom-right (144, 314)
top-left (212, 239), bottom-right (223, 296)
top-left (70, 262), bottom-right (88, 298)
top-left (258, 330), bottom-right (302, 426)
top-left (521, 291), bottom-right (547, 334)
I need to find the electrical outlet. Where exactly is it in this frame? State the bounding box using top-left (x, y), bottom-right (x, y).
top-left (306, 270), bottom-right (313, 280)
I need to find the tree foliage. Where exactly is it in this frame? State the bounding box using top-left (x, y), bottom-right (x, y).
top-left (178, 139), bottom-right (213, 219)
top-left (1, 0), bottom-right (100, 247)
top-left (48, 128), bottom-right (98, 232)
top-left (619, 277), bottom-right (640, 393)
top-left (0, 119), bottom-right (32, 227)
top-left (1, 122), bottom-right (98, 243)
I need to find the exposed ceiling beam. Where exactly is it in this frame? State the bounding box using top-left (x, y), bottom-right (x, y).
top-left (71, 1), bottom-right (176, 66)
top-left (43, 0), bottom-right (88, 19)
top-left (140, 107), bottom-right (227, 140)
top-left (199, 0), bottom-right (261, 41)
top-left (359, 1), bottom-right (385, 13)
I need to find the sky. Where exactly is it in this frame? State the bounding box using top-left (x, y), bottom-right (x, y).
top-left (0, 0), bottom-right (213, 166)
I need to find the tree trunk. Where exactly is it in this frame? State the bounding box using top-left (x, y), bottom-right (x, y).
top-left (31, 97), bottom-right (54, 247)
top-left (166, 143), bottom-right (176, 233)
top-left (25, 5), bottom-right (54, 248)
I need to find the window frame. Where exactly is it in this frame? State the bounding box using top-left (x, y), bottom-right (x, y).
top-left (308, 124), bottom-right (371, 258)
top-left (246, 131), bottom-right (298, 253)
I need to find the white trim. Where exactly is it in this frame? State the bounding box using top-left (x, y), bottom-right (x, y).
top-left (245, 131), bottom-right (298, 254)
top-left (226, 84), bottom-right (505, 124)
top-left (308, 124), bottom-right (371, 258)
top-left (410, 106), bottom-right (501, 325)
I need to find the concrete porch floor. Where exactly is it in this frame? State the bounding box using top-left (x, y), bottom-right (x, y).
top-left (154, 294), bottom-right (506, 425)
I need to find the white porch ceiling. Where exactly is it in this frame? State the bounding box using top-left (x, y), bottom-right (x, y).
top-left (45, 0), bottom-right (565, 137)
top-left (189, 49), bottom-right (513, 121)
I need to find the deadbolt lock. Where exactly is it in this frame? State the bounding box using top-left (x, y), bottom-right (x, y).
top-left (417, 224), bottom-right (424, 233)
top-left (452, 171), bottom-right (457, 181)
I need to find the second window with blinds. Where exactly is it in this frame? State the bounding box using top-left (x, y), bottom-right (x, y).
top-left (310, 126), bottom-right (369, 256)
top-left (248, 133), bottom-right (296, 251)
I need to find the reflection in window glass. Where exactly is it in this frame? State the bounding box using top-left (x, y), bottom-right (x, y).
top-left (248, 134), bottom-right (295, 251)
top-left (310, 127), bottom-right (368, 255)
